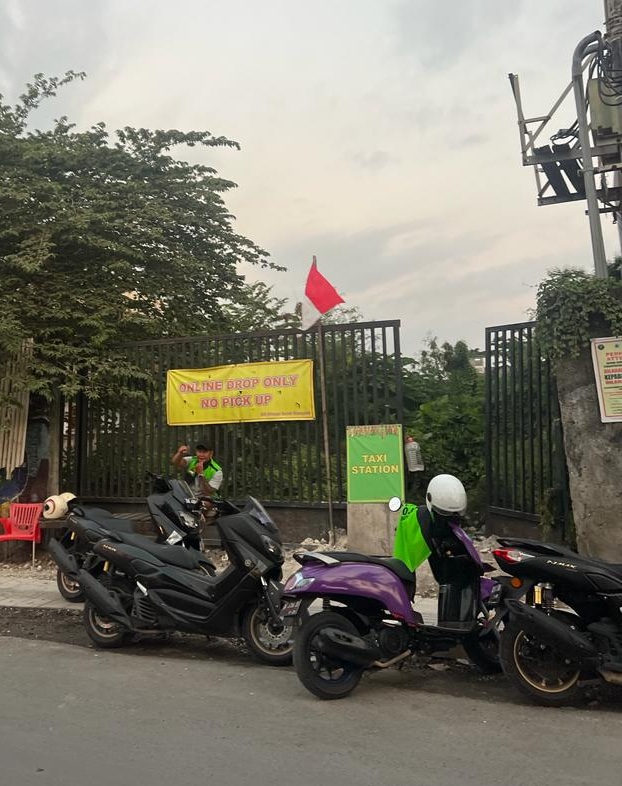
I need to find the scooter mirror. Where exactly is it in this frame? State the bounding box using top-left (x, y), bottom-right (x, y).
top-left (388, 496), bottom-right (402, 512)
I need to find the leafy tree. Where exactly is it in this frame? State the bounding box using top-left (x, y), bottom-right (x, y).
top-left (220, 282), bottom-right (292, 333)
top-left (0, 72), bottom-right (285, 401)
top-left (402, 338), bottom-right (485, 520)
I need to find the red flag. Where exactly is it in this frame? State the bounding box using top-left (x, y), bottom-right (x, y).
top-left (301, 256), bottom-right (344, 330)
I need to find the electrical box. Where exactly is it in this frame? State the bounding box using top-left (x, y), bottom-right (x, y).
top-left (588, 78), bottom-right (622, 138)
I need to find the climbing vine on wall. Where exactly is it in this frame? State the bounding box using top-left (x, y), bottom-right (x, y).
top-left (536, 267), bottom-right (622, 360)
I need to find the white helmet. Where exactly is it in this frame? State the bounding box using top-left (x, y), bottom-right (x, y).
top-left (43, 492), bottom-right (76, 520)
top-left (425, 474), bottom-right (467, 517)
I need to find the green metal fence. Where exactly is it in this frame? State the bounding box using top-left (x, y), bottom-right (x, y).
top-left (62, 320), bottom-right (403, 506)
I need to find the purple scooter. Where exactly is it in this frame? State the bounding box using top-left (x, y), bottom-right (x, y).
top-left (282, 498), bottom-right (503, 699)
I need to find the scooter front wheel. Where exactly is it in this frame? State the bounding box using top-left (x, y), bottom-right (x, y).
top-left (241, 603), bottom-right (294, 666)
top-left (293, 611), bottom-right (364, 700)
top-left (462, 628), bottom-right (501, 674)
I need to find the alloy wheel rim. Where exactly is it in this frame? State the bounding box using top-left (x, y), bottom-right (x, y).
top-left (61, 575), bottom-right (81, 593)
top-left (254, 609), bottom-right (293, 652)
top-left (89, 607), bottom-right (121, 638)
top-left (513, 630), bottom-right (580, 693)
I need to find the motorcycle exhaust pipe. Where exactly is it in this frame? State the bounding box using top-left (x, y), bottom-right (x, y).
top-left (318, 627), bottom-right (383, 667)
top-left (506, 599), bottom-right (597, 661)
top-left (47, 538), bottom-right (80, 577)
top-left (77, 569), bottom-right (133, 629)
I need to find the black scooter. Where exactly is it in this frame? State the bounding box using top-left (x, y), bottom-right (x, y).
top-left (48, 496), bottom-right (294, 666)
top-left (492, 537), bottom-right (622, 705)
top-left (49, 474), bottom-right (207, 602)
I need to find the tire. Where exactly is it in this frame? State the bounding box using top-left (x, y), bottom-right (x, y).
top-left (241, 603), bottom-right (295, 666)
top-left (293, 611), bottom-right (364, 700)
top-left (56, 567), bottom-right (85, 603)
top-left (83, 600), bottom-right (127, 649)
top-left (500, 615), bottom-right (584, 706)
top-left (82, 576), bottom-right (133, 649)
top-left (462, 628), bottom-right (502, 674)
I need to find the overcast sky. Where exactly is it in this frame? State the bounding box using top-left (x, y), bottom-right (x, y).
top-left (1, 0), bottom-right (618, 354)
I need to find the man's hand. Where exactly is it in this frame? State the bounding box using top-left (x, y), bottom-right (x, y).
top-left (171, 444), bottom-right (190, 469)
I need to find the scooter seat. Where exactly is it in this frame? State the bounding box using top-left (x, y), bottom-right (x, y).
top-left (323, 551), bottom-right (416, 584)
top-left (116, 532), bottom-right (215, 573)
top-left (74, 507), bottom-right (135, 533)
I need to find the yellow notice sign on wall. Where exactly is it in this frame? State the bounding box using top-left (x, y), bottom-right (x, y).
top-left (166, 360), bottom-right (315, 425)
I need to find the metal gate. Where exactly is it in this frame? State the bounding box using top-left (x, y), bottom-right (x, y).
top-left (485, 321), bottom-right (570, 532)
top-left (62, 320), bottom-right (403, 506)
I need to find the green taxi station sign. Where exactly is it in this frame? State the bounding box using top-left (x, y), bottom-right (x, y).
top-left (346, 424), bottom-right (405, 503)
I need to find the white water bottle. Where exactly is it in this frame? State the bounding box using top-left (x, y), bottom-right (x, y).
top-left (404, 436), bottom-right (424, 472)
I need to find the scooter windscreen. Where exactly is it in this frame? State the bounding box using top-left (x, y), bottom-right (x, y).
top-left (170, 479), bottom-right (196, 504)
top-left (243, 496), bottom-right (279, 534)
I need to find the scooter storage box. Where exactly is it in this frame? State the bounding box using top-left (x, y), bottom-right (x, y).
top-left (437, 580), bottom-right (478, 631)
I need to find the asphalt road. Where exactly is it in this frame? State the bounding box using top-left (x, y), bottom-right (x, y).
top-left (1, 635), bottom-right (621, 786)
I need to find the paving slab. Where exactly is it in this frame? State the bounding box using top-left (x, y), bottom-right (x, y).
top-left (0, 576), bottom-right (75, 610)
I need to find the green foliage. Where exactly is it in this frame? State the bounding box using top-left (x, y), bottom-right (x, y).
top-left (0, 72), bottom-right (286, 401)
top-left (536, 267), bottom-right (622, 360)
top-left (220, 282), bottom-right (292, 333)
top-left (402, 339), bottom-right (485, 521)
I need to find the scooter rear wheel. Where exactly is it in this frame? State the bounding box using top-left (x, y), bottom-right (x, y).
top-left (83, 600), bottom-right (127, 649)
top-left (293, 611), bottom-right (364, 700)
top-left (500, 616), bottom-right (584, 706)
top-left (82, 576), bottom-right (133, 649)
top-left (56, 567), bottom-right (85, 603)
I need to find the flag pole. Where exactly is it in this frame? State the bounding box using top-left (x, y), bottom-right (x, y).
top-left (316, 319), bottom-right (336, 545)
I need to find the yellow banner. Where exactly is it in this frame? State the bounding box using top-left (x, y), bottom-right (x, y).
top-left (166, 360), bottom-right (315, 425)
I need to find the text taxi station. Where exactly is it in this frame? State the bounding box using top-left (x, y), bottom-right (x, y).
top-left (346, 424), bottom-right (404, 503)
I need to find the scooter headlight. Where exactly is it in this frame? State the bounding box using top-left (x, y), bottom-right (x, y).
top-left (178, 511), bottom-right (199, 530)
top-left (284, 571), bottom-right (315, 592)
top-left (261, 535), bottom-right (282, 557)
top-left (166, 530), bottom-right (183, 545)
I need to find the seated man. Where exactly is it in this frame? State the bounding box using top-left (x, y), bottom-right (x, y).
top-left (171, 439), bottom-right (223, 498)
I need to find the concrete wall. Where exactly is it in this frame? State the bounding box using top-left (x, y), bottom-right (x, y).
top-left (38, 501), bottom-right (345, 547)
top-left (556, 350), bottom-right (622, 560)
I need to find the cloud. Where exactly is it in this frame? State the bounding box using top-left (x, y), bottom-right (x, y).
top-left (0, 0), bottom-right (617, 360)
top-left (265, 209), bottom-right (615, 355)
top-left (391, 0), bottom-right (524, 69)
top-left (0, 1), bottom-right (107, 86)
top-left (456, 133), bottom-right (489, 148)
top-left (0, 0), bottom-right (109, 128)
top-left (350, 150), bottom-right (397, 171)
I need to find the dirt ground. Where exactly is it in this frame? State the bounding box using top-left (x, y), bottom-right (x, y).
top-left (0, 526), bottom-right (502, 657)
top-left (0, 525), bottom-right (497, 675)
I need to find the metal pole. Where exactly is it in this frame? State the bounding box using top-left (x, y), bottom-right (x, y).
top-left (604, 1), bottom-right (622, 256)
top-left (316, 321), bottom-right (335, 544)
top-left (572, 32), bottom-right (609, 278)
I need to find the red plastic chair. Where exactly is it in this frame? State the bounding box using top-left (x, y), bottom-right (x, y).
top-left (0, 503), bottom-right (44, 568)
